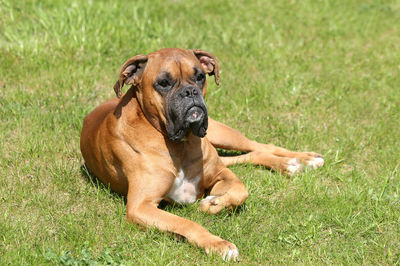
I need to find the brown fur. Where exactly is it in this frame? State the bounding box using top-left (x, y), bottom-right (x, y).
top-left (80, 48), bottom-right (323, 260)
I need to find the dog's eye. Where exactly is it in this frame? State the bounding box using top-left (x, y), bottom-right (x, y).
top-left (196, 73), bottom-right (205, 82)
top-left (158, 79), bottom-right (170, 88)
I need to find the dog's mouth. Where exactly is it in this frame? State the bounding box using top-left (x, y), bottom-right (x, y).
top-left (168, 104), bottom-right (208, 142)
top-left (185, 105), bottom-right (207, 136)
top-left (185, 106), bottom-right (204, 123)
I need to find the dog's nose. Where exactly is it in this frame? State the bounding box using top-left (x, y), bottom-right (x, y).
top-left (180, 86), bottom-right (199, 98)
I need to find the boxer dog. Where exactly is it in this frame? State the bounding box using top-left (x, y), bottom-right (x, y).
top-left (80, 48), bottom-right (324, 260)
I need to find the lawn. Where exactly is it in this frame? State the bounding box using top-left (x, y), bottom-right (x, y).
top-left (1, 0), bottom-right (399, 264)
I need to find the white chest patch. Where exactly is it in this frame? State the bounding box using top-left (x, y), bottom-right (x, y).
top-left (166, 169), bottom-right (200, 204)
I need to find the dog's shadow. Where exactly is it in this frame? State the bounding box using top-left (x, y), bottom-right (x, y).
top-left (80, 162), bottom-right (246, 215)
top-left (80, 163), bottom-right (126, 201)
top-left (216, 149), bottom-right (245, 157)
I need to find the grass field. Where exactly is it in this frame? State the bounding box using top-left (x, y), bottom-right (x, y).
top-left (1, 0), bottom-right (400, 264)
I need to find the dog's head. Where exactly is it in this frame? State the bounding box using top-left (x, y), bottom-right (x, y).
top-left (113, 48), bottom-right (219, 142)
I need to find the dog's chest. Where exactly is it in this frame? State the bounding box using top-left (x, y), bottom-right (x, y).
top-left (166, 169), bottom-right (201, 204)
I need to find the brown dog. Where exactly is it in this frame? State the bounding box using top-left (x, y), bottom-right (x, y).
top-left (80, 48), bottom-right (323, 260)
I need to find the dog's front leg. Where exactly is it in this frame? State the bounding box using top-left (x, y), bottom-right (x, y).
top-left (200, 168), bottom-right (248, 214)
top-left (125, 182), bottom-right (239, 261)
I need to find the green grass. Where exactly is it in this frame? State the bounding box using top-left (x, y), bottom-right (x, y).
top-left (1, 0), bottom-right (400, 264)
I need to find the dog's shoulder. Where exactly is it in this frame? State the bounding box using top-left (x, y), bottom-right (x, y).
top-left (83, 98), bottom-right (120, 128)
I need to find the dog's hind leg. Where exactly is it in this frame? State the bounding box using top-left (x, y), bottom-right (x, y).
top-left (219, 152), bottom-right (303, 176)
top-left (207, 118), bottom-right (324, 170)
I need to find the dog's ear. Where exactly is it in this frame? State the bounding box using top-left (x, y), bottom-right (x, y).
top-left (192, 49), bottom-right (220, 85)
top-left (113, 54), bottom-right (148, 98)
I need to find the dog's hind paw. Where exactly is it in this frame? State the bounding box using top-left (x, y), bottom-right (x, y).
top-left (305, 156), bottom-right (324, 169)
top-left (285, 158), bottom-right (303, 176)
top-left (291, 152), bottom-right (324, 170)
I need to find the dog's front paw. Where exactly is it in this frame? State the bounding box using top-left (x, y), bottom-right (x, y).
top-left (199, 195), bottom-right (224, 214)
top-left (204, 237), bottom-right (239, 261)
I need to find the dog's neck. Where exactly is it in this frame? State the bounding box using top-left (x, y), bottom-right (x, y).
top-left (166, 133), bottom-right (204, 166)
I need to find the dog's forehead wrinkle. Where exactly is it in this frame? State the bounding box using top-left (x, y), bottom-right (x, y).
top-left (157, 70), bottom-right (173, 81)
top-left (157, 65), bottom-right (195, 86)
top-left (176, 60), bottom-right (183, 78)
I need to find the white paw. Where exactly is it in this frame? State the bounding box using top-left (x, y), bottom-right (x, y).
top-left (306, 157), bottom-right (324, 169)
top-left (200, 195), bottom-right (218, 204)
top-left (286, 158), bottom-right (303, 175)
top-left (223, 246), bottom-right (239, 261)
